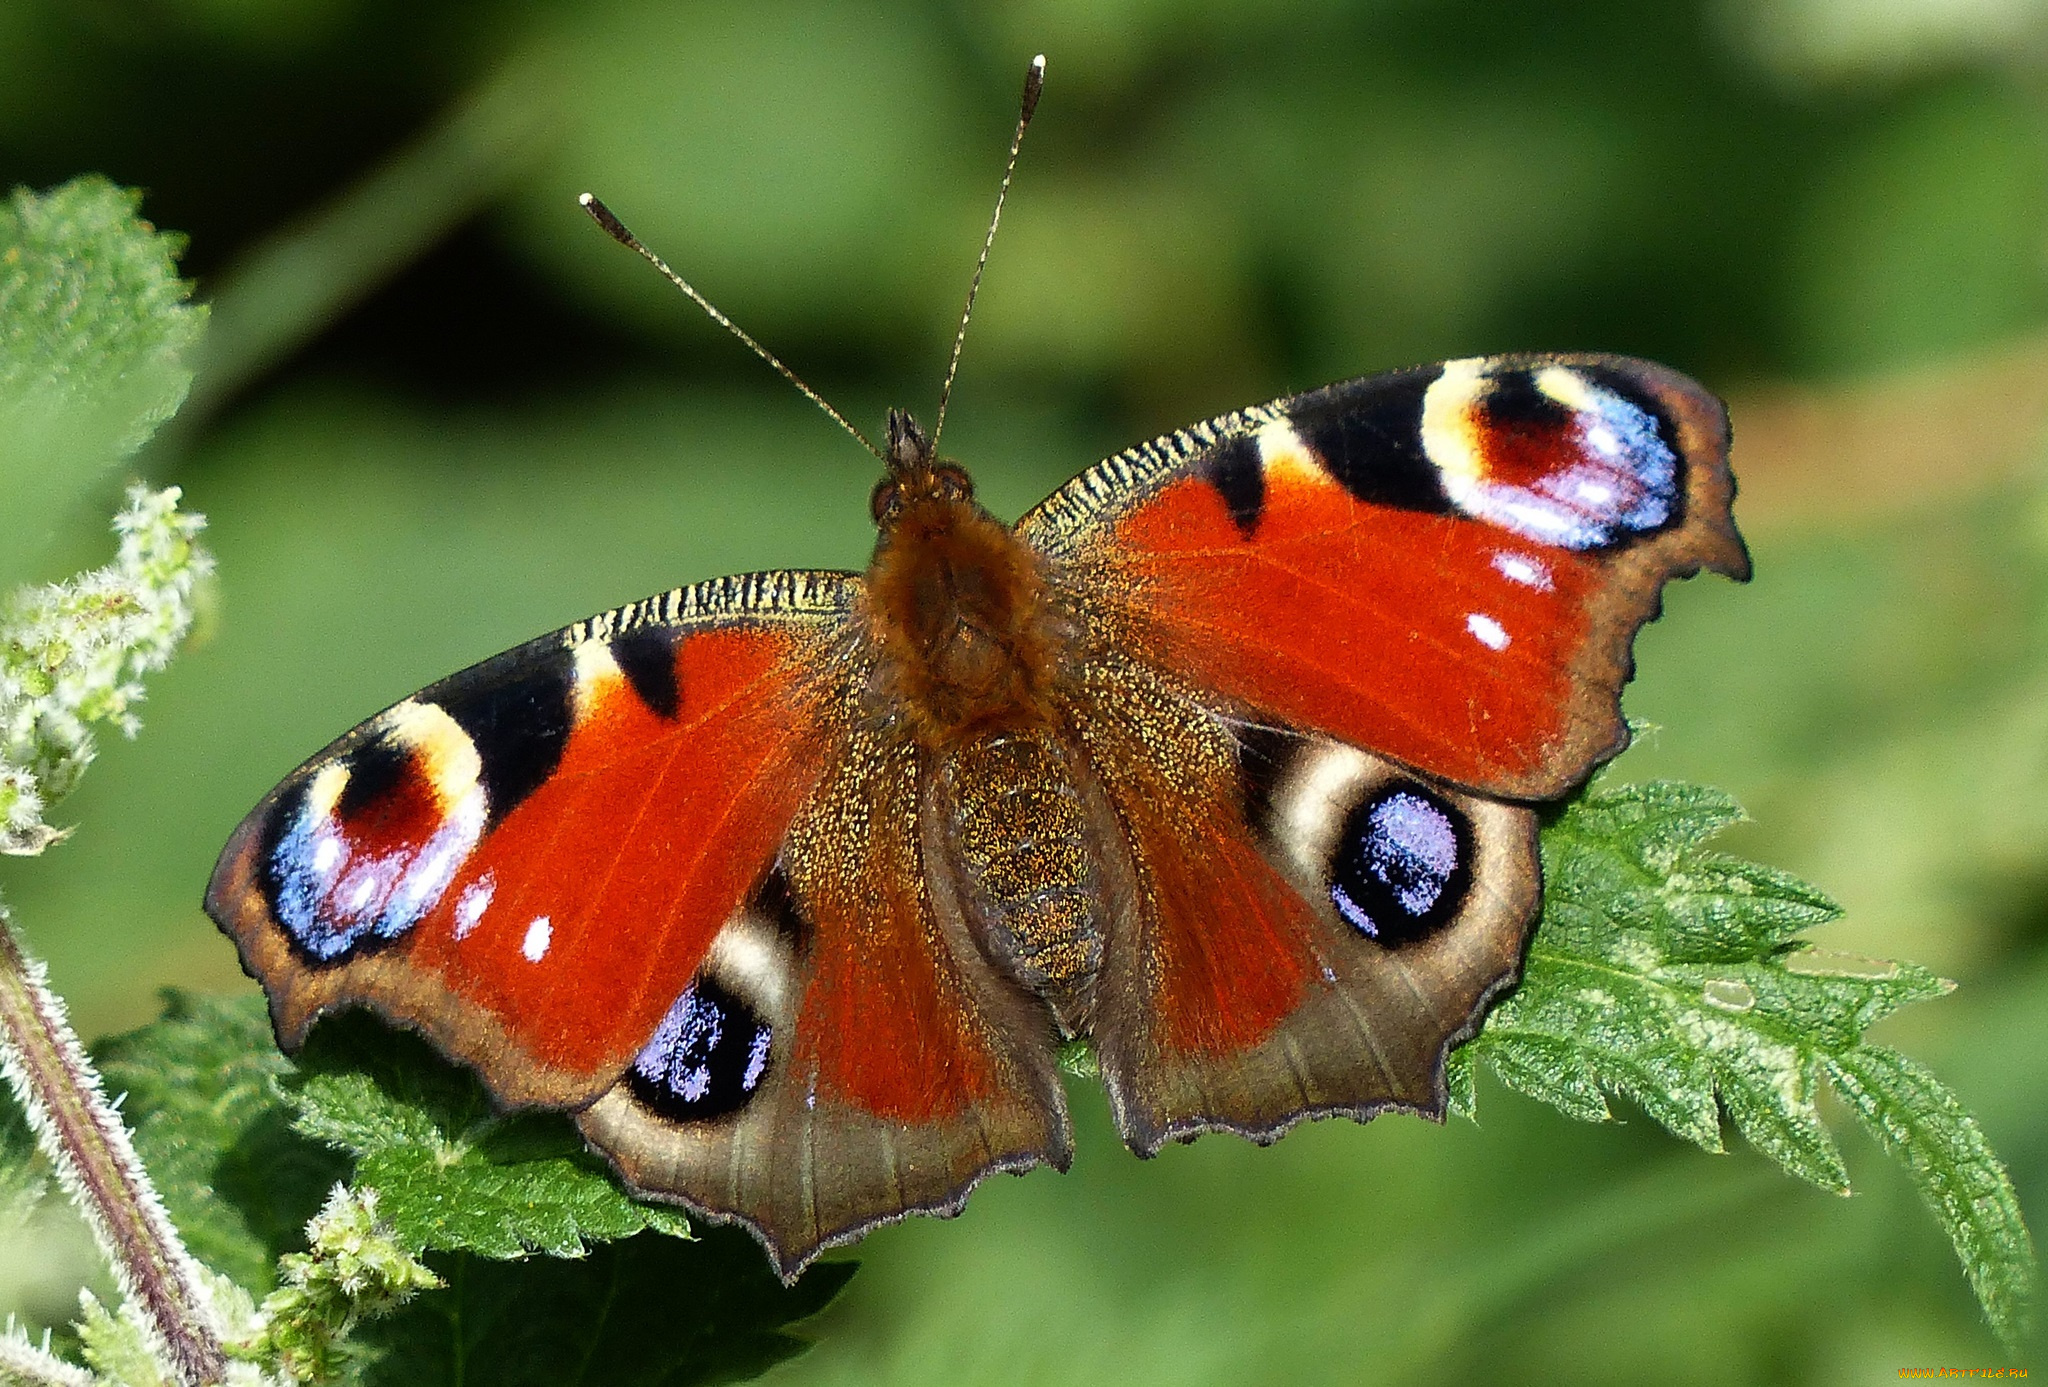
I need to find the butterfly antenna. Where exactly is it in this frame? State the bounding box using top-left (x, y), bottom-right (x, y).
top-left (579, 192), bottom-right (883, 462)
top-left (930, 53), bottom-right (1045, 451)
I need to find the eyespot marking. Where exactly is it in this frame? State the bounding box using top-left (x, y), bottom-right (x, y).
top-left (626, 975), bottom-right (775, 1124)
top-left (1329, 783), bottom-right (1473, 947)
top-left (1420, 361), bottom-right (1681, 550)
top-left (261, 708), bottom-right (487, 964)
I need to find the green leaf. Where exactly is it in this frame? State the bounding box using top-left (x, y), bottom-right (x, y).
top-left (1441, 1045), bottom-right (1476, 1122)
top-left (1825, 1046), bottom-right (2036, 1347)
top-left (0, 177), bottom-right (206, 582)
top-left (1459, 780), bottom-right (2037, 1344)
top-left (285, 1012), bottom-right (696, 1258)
top-left (357, 1230), bottom-right (854, 1387)
top-left (95, 997), bottom-right (837, 1380)
top-left (93, 991), bottom-right (347, 1290)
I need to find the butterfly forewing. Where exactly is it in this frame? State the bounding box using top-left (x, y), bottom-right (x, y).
top-left (206, 572), bottom-right (856, 1107)
top-left (1021, 353), bottom-right (1747, 800)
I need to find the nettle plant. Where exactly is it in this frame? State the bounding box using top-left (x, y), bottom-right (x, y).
top-left (0, 178), bottom-right (2033, 1386)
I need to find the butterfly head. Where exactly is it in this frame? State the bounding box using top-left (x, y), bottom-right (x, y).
top-left (871, 409), bottom-right (976, 530)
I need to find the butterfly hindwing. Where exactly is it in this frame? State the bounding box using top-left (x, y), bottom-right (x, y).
top-left (1022, 353), bottom-right (1748, 800)
top-left (580, 716), bottom-right (1073, 1280)
top-left (1068, 654), bottom-right (1537, 1151)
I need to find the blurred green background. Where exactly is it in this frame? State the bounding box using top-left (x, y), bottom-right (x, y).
top-left (5, 0), bottom-right (2048, 1380)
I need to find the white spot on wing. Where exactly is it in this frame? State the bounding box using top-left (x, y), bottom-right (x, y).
top-left (454, 874), bottom-right (495, 939)
top-left (312, 837), bottom-right (343, 876)
top-left (522, 916), bottom-right (552, 962)
top-left (1491, 551), bottom-right (1552, 590)
top-left (1466, 613), bottom-right (1510, 650)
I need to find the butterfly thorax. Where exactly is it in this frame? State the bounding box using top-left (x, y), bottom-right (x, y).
top-left (863, 411), bottom-right (1062, 745)
top-left (863, 410), bottom-right (1105, 1033)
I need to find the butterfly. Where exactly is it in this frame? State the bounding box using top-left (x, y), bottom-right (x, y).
top-left (204, 63), bottom-right (1747, 1284)
top-left (207, 348), bottom-right (1746, 1279)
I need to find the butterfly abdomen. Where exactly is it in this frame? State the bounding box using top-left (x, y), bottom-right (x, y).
top-left (935, 731), bottom-right (1104, 1036)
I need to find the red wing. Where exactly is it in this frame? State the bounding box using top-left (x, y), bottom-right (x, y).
top-left (1071, 655), bottom-right (1536, 1152)
top-left (206, 572), bottom-right (851, 1109)
top-left (211, 568), bottom-right (1073, 1280)
top-left (1021, 354), bottom-right (1747, 800)
top-left (579, 718), bottom-right (1071, 1282)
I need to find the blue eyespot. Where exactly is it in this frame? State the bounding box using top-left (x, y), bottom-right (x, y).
top-left (1329, 783), bottom-right (1472, 946)
top-left (628, 976), bottom-right (773, 1123)
top-left (261, 741), bottom-right (484, 964)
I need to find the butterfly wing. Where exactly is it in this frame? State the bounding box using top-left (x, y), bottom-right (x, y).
top-left (579, 714), bottom-right (1071, 1280)
top-left (1065, 652), bottom-right (1538, 1150)
top-left (206, 569), bottom-right (1069, 1278)
top-left (1020, 353), bottom-right (1743, 1148)
top-left (1023, 353), bottom-right (1747, 800)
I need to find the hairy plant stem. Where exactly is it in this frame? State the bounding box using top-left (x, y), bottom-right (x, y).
top-left (0, 905), bottom-right (228, 1385)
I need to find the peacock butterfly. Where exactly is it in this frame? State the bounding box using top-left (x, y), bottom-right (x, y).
top-left (204, 58), bottom-right (1748, 1282)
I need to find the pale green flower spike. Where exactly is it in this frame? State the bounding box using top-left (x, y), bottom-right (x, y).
top-left (238, 1186), bottom-right (441, 1386)
top-left (0, 485), bottom-right (211, 855)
